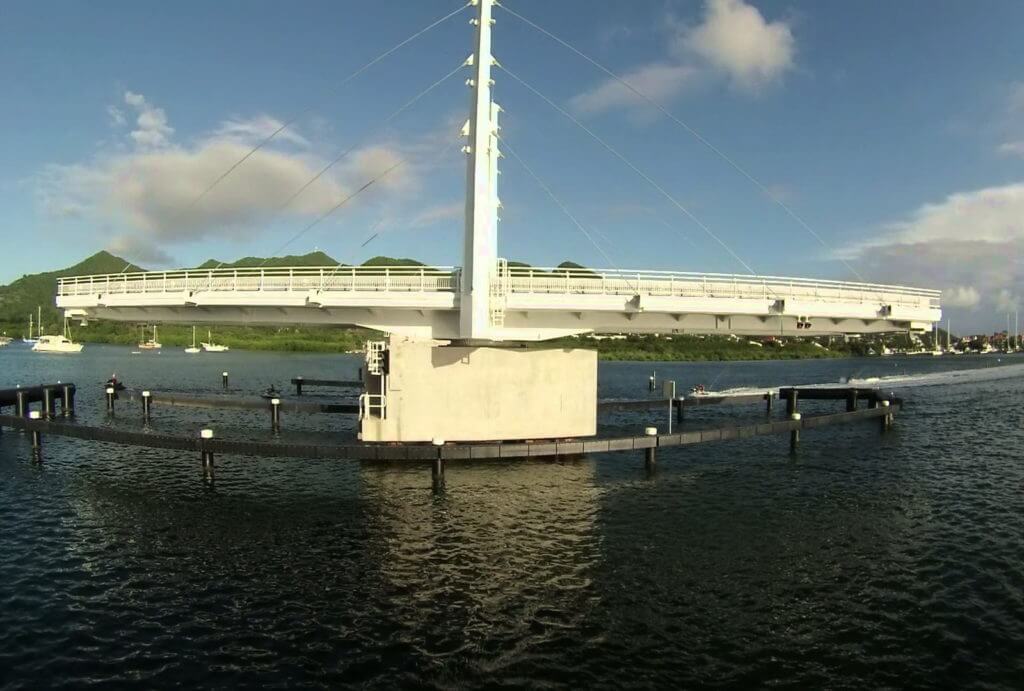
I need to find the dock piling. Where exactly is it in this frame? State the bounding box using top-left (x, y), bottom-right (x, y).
top-left (200, 429), bottom-right (215, 482)
top-left (61, 384), bottom-right (74, 417)
top-left (644, 426), bottom-right (657, 470)
top-left (270, 398), bottom-right (281, 433)
top-left (222, 372), bottom-right (229, 390)
top-left (789, 412), bottom-right (801, 453)
top-left (785, 389), bottom-right (799, 417)
top-left (432, 438), bottom-right (445, 491)
top-left (141, 391), bottom-right (152, 422)
top-left (295, 376), bottom-right (303, 396)
top-left (648, 371), bottom-right (656, 391)
top-left (846, 390), bottom-right (858, 412)
top-left (28, 411), bottom-right (42, 462)
top-left (765, 392), bottom-right (773, 416)
top-left (105, 387), bottom-right (116, 415)
top-left (42, 387), bottom-right (54, 420)
top-left (880, 400), bottom-right (892, 432)
top-left (16, 390), bottom-right (27, 418)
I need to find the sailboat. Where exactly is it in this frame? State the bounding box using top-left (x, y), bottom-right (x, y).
top-left (138, 325), bottom-right (162, 350)
top-left (201, 330), bottom-right (229, 352)
top-left (185, 326), bottom-right (201, 354)
top-left (22, 307), bottom-right (41, 344)
top-left (33, 318), bottom-right (84, 354)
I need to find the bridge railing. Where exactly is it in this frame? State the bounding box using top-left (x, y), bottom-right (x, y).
top-left (57, 266), bottom-right (460, 297)
top-left (506, 267), bottom-right (941, 309)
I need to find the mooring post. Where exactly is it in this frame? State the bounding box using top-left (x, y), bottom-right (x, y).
top-left (880, 400), bottom-right (892, 432)
top-left (271, 398), bottom-right (281, 433)
top-left (766, 392), bottom-right (774, 416)
top-left (61, 384), bottom-right (75, 417)
top-left (222, 372), bottom-right (229, 390)
top-left (295, 376), bottom-right (303, 396)
top-left (200, 429), bottom-right (215, 482)
top-left (432, 438), bottom-right (445, 492)
top-left (141, 391), bottom-right (152, 422)
top-left (28, 410), bottom-right (42, 463)
top-left (846, 389), bottom-right (858, 412)
top-left (41, 387), bottom-right (54, 420)
top-left (644, 426), bottom-right (657, 470)
top-left (648, 371), bottom-right (656, 391)
top-left (676, 398), bottom-right (684, 424)
top-left (16, 389), bottom-right (27, 418)
top-left (42, 389), bottom-right (54, 421)
top-left (105, 386), bottom-right (116, 416)
top-left (785, 389), bottom-right (799, 417)
top-left (789, 412), bottom-right (801, 453)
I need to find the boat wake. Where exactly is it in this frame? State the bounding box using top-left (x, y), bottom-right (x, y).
top-left (843, 363), bottom-right (1024, 389)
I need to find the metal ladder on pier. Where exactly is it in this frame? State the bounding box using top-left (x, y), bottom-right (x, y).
top-left (358, 340), bottom-right (388, 420)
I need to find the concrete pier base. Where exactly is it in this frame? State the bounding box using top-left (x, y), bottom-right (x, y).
top-left (359, 337), bottom-right (597, 443)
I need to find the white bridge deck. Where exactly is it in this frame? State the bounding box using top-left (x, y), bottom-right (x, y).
top-left (57, 264), bottom-right (941, 341)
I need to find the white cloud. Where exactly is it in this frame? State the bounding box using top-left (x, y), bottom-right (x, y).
top-left (36, 89), bottom-right (417, 265)
top-left (209, 115), bottom-right (310, 149)
top-left (123, 90), bottom-right (174, 150)
top-left (409, 201), bottom-right (463, 229)
top-left (943, 286), bottom-right (980, 308)
top-left (843, 182), bottom-right (1024, 326)
top-left (677, 0), bottom-right (795, 90)
top-left (570, 0), bottom-right (794, 117)
top-left (998, 141), bottom-right (1024, 158)
top-left (107, 105), bottom-right (126, 127)
top-left (997, 83), bottom-right (1024, 157)
top-left (570, 63), bottom-right (698, 116)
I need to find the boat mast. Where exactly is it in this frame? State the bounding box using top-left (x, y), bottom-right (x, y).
top-left (459, 0), bottom-right (501, 341)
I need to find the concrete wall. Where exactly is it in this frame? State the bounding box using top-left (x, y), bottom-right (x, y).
top-left (360, 337), bottom-right (597, 442)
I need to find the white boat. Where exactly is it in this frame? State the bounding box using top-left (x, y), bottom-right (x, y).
top-left (185, 326), bottom-right (201, 354)
top-left (33, 320), bottom-right (83, 354)
top-left (138, 325), bottom-right (162, 350)
top-left (201, 330), bottom-right (229, 352)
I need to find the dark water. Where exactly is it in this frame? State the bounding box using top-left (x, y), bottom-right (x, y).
top-left (2, 345), bottom-right (1023, 689)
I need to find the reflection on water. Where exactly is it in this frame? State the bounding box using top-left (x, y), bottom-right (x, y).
top-left (1, 345), bottom-right (1023, 687)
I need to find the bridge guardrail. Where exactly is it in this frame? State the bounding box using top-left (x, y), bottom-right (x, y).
top-left (57, 266), bottom-right (460, 296)
top-left (56, 264), bottom-right (940, 310)
top-left (506, 267), bottom-right (941, 309)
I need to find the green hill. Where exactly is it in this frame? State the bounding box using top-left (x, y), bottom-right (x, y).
top-left (361, 255), bottom-right (424, 267)
top-left (196, 251), bottom-right (340, 269)
top-left (0, 250), bottom-right (142, 333)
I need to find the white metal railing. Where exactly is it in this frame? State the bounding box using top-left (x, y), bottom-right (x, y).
top-left (55, 263), bottom-right (941, 311)
top-left (507, 267), bottom-right (941, 309)
top-left (56, 265), bottom-right (460, 297)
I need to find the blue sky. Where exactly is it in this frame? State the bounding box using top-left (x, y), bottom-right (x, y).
top-left (2, 0), bottom-right (1023, 331)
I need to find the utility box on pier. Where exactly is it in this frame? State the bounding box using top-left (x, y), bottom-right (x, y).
top-left (360, 337), bottom-right (597, 443)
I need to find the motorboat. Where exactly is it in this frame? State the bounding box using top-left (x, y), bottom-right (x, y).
top-left (138, 325), bottom-right (162, 350)
top-left (185, 325), bottom-right (201, 354)
top-left (260, 385), bottom-right (281, 400)
top-left (201, 330), bottom-right (229, 352)
top-left (33, 334), bottom-right (84, 354)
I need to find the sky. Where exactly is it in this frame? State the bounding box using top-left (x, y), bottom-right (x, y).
top-left (2, 0), bottom-right (1023, 333)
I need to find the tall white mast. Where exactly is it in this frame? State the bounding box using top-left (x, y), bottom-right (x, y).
top-left (460, 0), bottom-right (501, 341)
